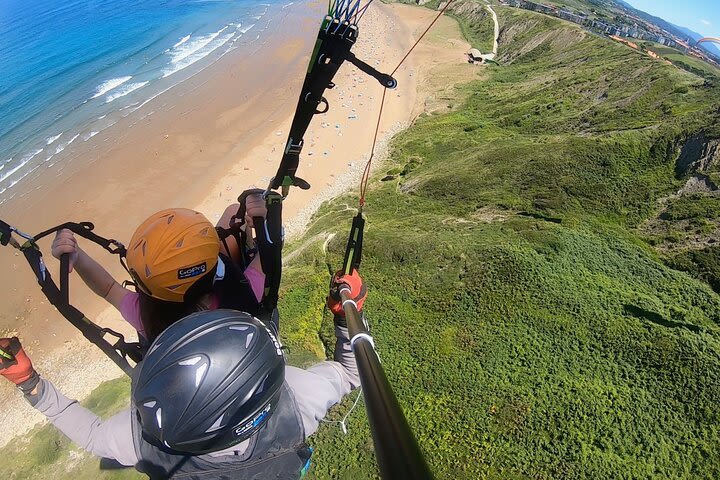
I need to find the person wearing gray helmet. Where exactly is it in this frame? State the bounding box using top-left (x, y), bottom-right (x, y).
top-left (0, 271), bottom-right (367, 479)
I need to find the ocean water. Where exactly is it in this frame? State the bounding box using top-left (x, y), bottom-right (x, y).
top-left (0, 0), bottom-right (295, 205)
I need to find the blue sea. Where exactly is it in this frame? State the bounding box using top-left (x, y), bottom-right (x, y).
top-left (0, 0), bottom-right (295, 206)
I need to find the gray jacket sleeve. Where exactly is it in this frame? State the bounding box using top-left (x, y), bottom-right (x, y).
top-left (26, 378), bottom-right (138, 466)
top-left (285, 325), bottom-right (361, 437)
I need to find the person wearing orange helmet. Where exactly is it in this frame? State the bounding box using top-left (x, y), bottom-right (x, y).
top-left (51, 195), bottom-right (268, 342)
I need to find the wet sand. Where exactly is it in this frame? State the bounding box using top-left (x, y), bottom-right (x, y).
top-left (0, 2), bottom-right (473, 446)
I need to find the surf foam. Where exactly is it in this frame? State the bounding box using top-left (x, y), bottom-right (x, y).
top-left (92, 76), bottom-right (133, 99)
top-left (105, 82), bottom-right (149, 103)
top-left (162, 26), bottom-right (235, 78)
top-left (46, 133), bottom-right (63, 145)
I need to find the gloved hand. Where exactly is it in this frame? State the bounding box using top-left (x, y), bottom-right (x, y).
top-left (244, 193), bottom-right (268, 228)
top-left (51, 229), bottom-right (79, 272)
top-left (327, 269), bottom-right (367, 317)
top-left (0, 337), bottom-right (40, 394)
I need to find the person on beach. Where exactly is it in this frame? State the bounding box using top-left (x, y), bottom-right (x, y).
top-left (0, 271), bottom-right (367, 479)
top-left (51, 194), bottom-right (269, 342)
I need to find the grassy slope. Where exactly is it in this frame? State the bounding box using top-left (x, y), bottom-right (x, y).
top-left (664, 54), bottom-right (720, 79)
top-left (3, 3), bottom-right (720, 480)
top-left (400, 0), bottom-right (496, 53)
top-left (0, 377), bottom-right (141, 480)
top-left (297, 6), bottom-right (720, 479)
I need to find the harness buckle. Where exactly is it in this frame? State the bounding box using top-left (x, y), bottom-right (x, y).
top-left (107, 240), bottom-right (126, 256)
top-left (285, 138), bottom-right (304, 155)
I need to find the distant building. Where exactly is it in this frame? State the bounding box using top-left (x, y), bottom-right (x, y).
top-left (468, 48), bottom-right (495, 64)
top-left (468, 48), bottom-right (483, 62)
top-left (558, 9), bottom-right (584, 25)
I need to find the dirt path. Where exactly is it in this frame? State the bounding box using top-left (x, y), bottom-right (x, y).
top-left (485, 2), bottom-right (500, 60)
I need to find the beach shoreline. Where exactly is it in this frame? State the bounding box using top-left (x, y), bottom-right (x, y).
top-left (0, 1), bottom-right (472, 447)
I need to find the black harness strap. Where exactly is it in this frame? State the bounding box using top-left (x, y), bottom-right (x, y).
top-left (0, 219), bottom-right (140, 376)
top-left (0, 220), bottom-right (12, 247)
top-left (216, 189), bottom-right (285, 318)
top-left (270, 17), bottom-right (396, 195)
top-left (346, 52), bottom-right (397, 89)
top-left (343, 212), bottom-right (365, 275)
top-left (259, 192), bottom-right (284, 312)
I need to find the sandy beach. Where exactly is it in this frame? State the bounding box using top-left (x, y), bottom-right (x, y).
top-left (0, 1), bottom-right (473, 446)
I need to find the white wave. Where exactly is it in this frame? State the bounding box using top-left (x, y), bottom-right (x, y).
top-left (6, 164), bottom-right (40, 190)
top-left (0, 158), bottom-right (31, 183)
top-left (240, 24), bottom-right (255, 34)
top-left (120, 101), bottom-right (140, 111)
top-left (105, 81), bottom-right (149, 103)
top-left (173, 34), bottom-right (192, 48)
top-left (98, 114), bottom-right (107, 119)
top-left (83, 131), bottom-right (99, 141)
top-left (0, 164), bottom-right (4, 172)
top-left (137, 85), bottom-right (174, 110)
top-left (282, 2), bottom-right (294, 9)
top-left (92, 76), bottom-right (132, 99)
top-left (27, 148), bottom-right (44, 160)
top-left (162, 27), bottom-right (235, 78)
top-left (168, 26), bottom-right (226, 65)
top-left (46, 133), bottom-right (63, 145)
top-left (55, 134), bottom-right (80, 154)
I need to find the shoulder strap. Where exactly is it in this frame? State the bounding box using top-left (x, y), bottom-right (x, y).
top-left (0, 219), bottom-right (140, 376)
top-left (217, 190), bottom-right (285, 315)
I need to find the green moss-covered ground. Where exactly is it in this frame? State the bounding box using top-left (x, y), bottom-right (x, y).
top-left (3, 3), bottom-right (720, 479)
top-left (0, 377), bottom-right (140, 480)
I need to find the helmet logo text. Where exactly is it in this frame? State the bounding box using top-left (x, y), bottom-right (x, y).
top-left (178, 262), bottom-right (207, 279)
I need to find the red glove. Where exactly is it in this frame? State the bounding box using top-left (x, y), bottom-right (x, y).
top-left (0, 337), bottom-right (40, 394)
top-left (327, 269), bottom-right (367, 316)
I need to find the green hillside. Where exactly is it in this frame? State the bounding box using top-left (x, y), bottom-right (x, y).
top-left (2, 3), bottom-right (720, 480)
top-left (295, 5), bottom-right (720, 479)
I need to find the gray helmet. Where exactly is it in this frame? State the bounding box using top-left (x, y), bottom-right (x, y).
top-left (133, 309), bottom-right (285, 454)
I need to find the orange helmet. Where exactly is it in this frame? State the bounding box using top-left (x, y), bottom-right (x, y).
top-left (127, 208), bottom-right (220, 303)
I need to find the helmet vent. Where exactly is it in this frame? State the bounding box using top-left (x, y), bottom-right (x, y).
top-left (255, 375), bottom-right (269, 396)
top-left (200, 226), bottom-right (210, 237)
top-left (206, 413), bottom-right (226, 433)
top-left (195, 363), bottom-right (208, 388)
top-left (245, 332), bottom-right (254, 348)
top-left (144, 265), bottom-right (151, 278)
top-left (166, 215), bottom-right (174, 224)
top-left (229, 326), bottom-right (249, 331)
top-left (175, 238), bottom-right (184, 248)
top-left (143, 400), bottom-right (157, 408)
top-left (147, 341), bottom-right (162, 356)
top-left (179, 356), bottom-right (202, 366)
top-left (156, 408), bottom-right (163, 429)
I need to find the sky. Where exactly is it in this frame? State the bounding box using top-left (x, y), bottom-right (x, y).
top-left (624, 0), bottom-right (719, 38)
